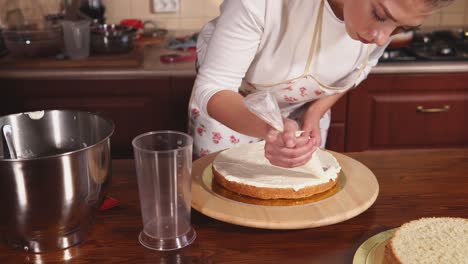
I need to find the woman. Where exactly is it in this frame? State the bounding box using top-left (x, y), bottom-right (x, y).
top-left (189, 0), bottom-right (453, 167)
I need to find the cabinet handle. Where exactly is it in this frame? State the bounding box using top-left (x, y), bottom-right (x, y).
top-left (416, 105), bottom-right (450, 113)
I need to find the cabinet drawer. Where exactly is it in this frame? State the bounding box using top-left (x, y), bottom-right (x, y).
top-left (371, 94), bottom-right (468, 147)
top-left (347, 73), bottom-right (468, 151)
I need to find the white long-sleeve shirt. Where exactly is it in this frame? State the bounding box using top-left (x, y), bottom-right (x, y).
top-left (191, 0), bottom-right (387, 115)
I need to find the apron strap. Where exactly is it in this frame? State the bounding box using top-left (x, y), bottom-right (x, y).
top-left (304, 0), bottom-right (325, 75)
top-left (303, 0), bottom-right (370, 85)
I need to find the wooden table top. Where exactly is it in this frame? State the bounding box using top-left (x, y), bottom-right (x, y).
top-left (1, 148), bottom-right (467, 263)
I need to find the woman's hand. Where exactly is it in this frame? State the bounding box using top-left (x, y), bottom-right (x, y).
top-left (264, 118), bottom-right (317, 168)
top-left (301, 104), bottom-right (324, 149)
top-left (301, 120), bottom-right (322, 149)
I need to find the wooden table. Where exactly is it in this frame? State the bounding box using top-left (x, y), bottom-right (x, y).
top-left (1, 148), bottom-right (467, 263)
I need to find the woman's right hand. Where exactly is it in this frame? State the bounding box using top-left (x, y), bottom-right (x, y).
top-left (264, 118), bottom-right (317, 168)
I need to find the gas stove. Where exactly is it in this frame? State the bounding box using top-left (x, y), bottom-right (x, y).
top-left (379, 29), bottom-right (468, 63)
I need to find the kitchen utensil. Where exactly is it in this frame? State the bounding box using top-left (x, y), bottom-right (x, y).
top-left (1, 125), bottom-right (17, 159)
top-left (244, 90), bottom-right (284, 132)
top-left (120, 19), bottom-right (143, 30)
top-left (141, 21), bottom-right (168, 38)
top-left (1, 25), bottom-right (63, 57)
top-left (191, 150), bottom-right (379, 229)
top-left (0, 110), bottom-right (114, 253)
top-left (167, 33), bottom-right (198, 51)
top-left (132, 131), bottom-right (196, 251)
top-left (80, 0), bottom-right (106, 25)
top-left (90, 24), bottom-right (137, 54)
top-left (64, 0), bottom-right (87, 22)
top-left (160, 53), bottom-right (197, 63)
top-left (62, 20), bottom-right (91, 59)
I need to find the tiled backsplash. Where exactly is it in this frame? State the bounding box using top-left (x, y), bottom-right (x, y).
top-left (103, 0), bottom-right (223, 30)
top-left (0, 0), bottom-right (467, 30)
top-left (102, 0), bottom-right (468, 30)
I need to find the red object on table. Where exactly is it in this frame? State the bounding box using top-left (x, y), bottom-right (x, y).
top-left (160, 53), bottom-right (197, 63)
top-left (120, 19), bottom-right (143, 29)
top-left (99, 196), bottom-right (120, 211)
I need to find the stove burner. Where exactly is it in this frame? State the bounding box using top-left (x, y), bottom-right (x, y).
top-left (379, 29), bottom-right (468, 63)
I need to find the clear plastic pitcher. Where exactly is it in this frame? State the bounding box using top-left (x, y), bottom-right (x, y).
top-left (62, 20), bottom-right (90, 59)
top-left (132, 131), bottom-right (196, 251)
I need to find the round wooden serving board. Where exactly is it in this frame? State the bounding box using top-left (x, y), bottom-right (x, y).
top-left (191, 151), bottom-right (379, 229)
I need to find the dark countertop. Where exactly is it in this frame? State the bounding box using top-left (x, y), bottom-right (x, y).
top-left (0, 148), bottom-right (467, 263)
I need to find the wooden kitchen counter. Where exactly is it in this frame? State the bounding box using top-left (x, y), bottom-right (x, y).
top-left (2, 43), bottom-right (468, 81)
top-left (0, 148), bottom-right (467, 263)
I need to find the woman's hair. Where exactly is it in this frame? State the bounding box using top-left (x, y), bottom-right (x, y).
top-left (426, 0), bottom-right (454, 9)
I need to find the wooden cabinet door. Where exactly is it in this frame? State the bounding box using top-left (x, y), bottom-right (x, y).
top-left (170, 76), bottom-right (195, 132)
top-left (0, 78), bottom-right (171, 158)
top-left (326, 95), bottom-right (347, 152)
top-left (346, 73), bottom-right (468, 151)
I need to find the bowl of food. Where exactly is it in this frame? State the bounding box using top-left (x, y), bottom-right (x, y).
top-left (0, 110), bottom-right (114, 253)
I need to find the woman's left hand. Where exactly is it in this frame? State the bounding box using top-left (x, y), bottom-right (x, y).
top-left (301, 111), bottom-right (323, 149)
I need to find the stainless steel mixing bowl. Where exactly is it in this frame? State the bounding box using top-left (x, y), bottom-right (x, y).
top-left (0, 110), bottom-right (114, 253)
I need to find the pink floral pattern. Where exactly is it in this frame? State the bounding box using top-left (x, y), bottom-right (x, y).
top-left (199, 148), bottom-right (210, 157)
top-left (299, 87), bottom-right (307, 97)
top-left (314, 90), bottom-right (323, 96)
top-left (229, 135), bottom-right (240, 144)
top-left (284, 95), bottom-right (298, 102)
top-left (212, 132), bottom-right (223, 144)
top-left (197, 124), bottom-right (206, 136)
top-left (191, 108), bottom-right (200, 120)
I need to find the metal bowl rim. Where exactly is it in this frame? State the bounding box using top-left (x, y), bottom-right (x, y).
top-left (0, 109), bottom-right (115, 162)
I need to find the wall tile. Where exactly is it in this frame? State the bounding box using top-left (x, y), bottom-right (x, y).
top-left (180, 0), bottom-right (204, 18)
top-left (441, 13), bottom-right (465, 25)
top-left (422, 13), bottom-right (442, 27)
top-left (443, 0), bottom-right (466, 13)
top-left (153, 18), bottom-right (180, 30)
top-left (103, 0), bottom-right (131, 19)
top-left (203, 0), bottom-right (222, 17)
top-left (103, 0), bottom-right (468, 30)
top-left (179, 18), bottom-right (205, 30)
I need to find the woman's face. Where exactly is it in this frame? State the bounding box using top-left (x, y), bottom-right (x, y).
top-left (342, 0), bottom-right (435, 46)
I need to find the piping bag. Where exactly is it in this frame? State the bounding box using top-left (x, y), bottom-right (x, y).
top-left (243, 90), bottom-right (284, 132)
top-left (243, 90), bottom-right (325, 174)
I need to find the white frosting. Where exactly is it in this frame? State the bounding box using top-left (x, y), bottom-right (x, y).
top-left (213, 142), bottom-right (341, 191)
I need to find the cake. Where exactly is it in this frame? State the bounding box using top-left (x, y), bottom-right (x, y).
top-left (383, 217), bottom-right (468, 264)
top-left (212, 141), bottom-right (341, 200)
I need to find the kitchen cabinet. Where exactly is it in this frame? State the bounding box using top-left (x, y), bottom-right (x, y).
top-left (327, 95), bottom-right (347, 152)
top-left (346, 73), bottom-right (468, 151)
top-left (0, 76), bottom-right (347, 158)
top-left (2, 71), bottom-right (466, 158)
top-left (0, 78), bottom-right (174, 158)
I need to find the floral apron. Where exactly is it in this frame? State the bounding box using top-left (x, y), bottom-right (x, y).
top-left (189, 0), bottom-right (370, 158)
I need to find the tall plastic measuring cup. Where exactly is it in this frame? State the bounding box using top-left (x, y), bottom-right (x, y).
top-left (62, 20), bottom-right (90, 59)
top-left (132, 131), bottom-right (196, 251)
